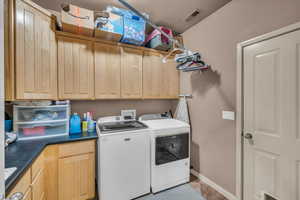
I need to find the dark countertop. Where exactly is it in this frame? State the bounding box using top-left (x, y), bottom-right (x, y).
top-left (5, 132), bottom-right (98, 192)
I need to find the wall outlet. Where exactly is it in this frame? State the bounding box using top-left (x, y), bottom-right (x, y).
top-left (222, 111), bottom-right (235, 121)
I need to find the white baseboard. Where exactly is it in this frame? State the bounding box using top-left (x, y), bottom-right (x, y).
top-left (190, 169), bottom-right (238, 200)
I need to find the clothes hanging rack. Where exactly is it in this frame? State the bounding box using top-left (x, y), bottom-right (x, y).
top-left (117, 0), bottom-right (210, 73)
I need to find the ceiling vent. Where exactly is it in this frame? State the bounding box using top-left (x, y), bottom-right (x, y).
top-left (185, 9), bottom-right (201, 22)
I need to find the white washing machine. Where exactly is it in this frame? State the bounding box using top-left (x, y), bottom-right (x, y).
top-left (140, 118), bottom-right (191, 193)
top-left (97, 116), bottom-right (151, 200)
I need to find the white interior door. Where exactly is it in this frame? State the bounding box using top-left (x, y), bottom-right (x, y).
top-left (0, 0), bottom-right (5, 199)
top-left (243, 29), bottom-right (300, 200)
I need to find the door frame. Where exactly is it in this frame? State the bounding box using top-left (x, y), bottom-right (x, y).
top-left (236, 21), bottom-right (300, 200)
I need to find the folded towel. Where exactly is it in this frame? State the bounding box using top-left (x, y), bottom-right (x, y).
top-left (175, 97), bottom-right (190, 124)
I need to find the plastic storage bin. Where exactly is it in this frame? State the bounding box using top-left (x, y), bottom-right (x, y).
top-left (107, 6), bottom-right (146, 46)
top-left (145, 27), bottom-right (173, 51)
top-left (95, 11), bottom-right (124, 42)
top-left (13, 105), bottom-right (70, 140)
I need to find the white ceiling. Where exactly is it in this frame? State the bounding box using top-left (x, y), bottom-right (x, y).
top-left (32, 0), bottom-right (231, 33)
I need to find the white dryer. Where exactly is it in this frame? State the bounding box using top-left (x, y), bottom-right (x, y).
top-left (140, 119), bottom-right (191, 193)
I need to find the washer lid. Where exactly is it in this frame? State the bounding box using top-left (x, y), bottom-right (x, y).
top-left (98, 120), bottom-right (148, 134)
top-left (140, 119), bottom-right (190, 130)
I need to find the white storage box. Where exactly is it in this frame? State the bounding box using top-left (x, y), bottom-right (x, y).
top-left (13, 105), bottom-right (70, 140)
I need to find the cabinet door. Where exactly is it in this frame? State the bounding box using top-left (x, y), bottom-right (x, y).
top-left (58, 153), bottom-right (95, 200)
top-left (15, 0), bottom-right (57, 99)
top-left (23, 188), bottom-right (32, 200)
top-left (32, 169), bottom-right (46, 200)
top-left (121, 48), bottom-right (143, 98)
top-left (142, 52), bottom-right (163, 98)
top-left (58, 37), bottom-right (94, 99)
top-left (94, 43), bottom-right (121, 99)
top-left (161, 60), bottom-right (179, 98)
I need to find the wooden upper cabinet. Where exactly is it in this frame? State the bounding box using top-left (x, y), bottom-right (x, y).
top-left (161, 59), bottom-right (180, 98)
top-left (57, 37), bottom-right (94, 99)
top-left (94, 43), bottom-right (121, 99)
top-left (121, 48), bottom-right (143, 99)
top-left (143, 52), bottom-right (179, 99)
top-left (15, 0), bottom-right (57, 99)
top-left (143, 52), bottom-right (163, 98)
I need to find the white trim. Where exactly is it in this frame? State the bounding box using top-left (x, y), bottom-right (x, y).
top-left (239, 21), bottom-right (300, 47)
top-left (191, 169), bottom-right (238, 200)
top-left (236, 21), bottom-right (300, 200)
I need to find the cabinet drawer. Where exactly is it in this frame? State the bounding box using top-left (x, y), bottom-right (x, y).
top-left (7, 169), bottom-right (31, 198)
top-left (31, 153), bottom-right (44, 181)
top-left (32, 169), bottom-right (45, 200)
top-left (58, 140), bottom-right (95, 158)
top-left (23, 188), bottom-right (32, 200)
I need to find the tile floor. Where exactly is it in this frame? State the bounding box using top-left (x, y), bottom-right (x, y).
top-left (189, 175), bottom-right (229, 200)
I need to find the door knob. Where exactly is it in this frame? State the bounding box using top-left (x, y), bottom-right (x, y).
top-left (7, 192), bottom-right (24, 200)
top-left (244, 133), bottom-right (253, 140)
top-left (244, 133), bottom-right (254, 145)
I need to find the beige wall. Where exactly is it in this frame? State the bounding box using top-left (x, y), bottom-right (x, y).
top-left (182, 0), bottom-right (300, 194)
top-left (71, 100), bottom-right (175, 119)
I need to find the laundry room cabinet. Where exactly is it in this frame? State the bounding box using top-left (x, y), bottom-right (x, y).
top-left (14, 0), bottom-right (57, 100)
top-left (58, 154), bottom-right (95, 200)
top-left (5, 0), bottom-right (180, 101)
top-left (57, 141), bottom-right (96, 200)
top-left (6, 140), bottom-right (96, 200)
top-left (143, 52), bottom-right (163, 98)
top-left (94, 42), bottom-right (121, 99)
top-left (121, 48), bottom-right (143, 99)
top-left (143, 52), bottom-right (180, 99)
top-left (160, 59), bottom-right (180, 98)
top-left (57, 36), bottom-right (95, 99)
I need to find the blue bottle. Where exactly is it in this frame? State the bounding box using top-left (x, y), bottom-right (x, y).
top-left (70, 113), bottom-right (81, 134)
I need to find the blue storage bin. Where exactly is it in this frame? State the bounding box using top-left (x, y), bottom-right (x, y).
top-left (107, 6), bottom-right (146, 46)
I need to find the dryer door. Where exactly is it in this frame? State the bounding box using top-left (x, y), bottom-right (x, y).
top-left (155, 133), bottom-right (189, 165)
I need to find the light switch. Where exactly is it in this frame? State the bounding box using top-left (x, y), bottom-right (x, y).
top-left (222, 111), bottom-right (235, 120)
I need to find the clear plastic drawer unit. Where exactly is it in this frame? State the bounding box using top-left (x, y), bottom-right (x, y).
top-left (13, 105), bottom-right (70, 140)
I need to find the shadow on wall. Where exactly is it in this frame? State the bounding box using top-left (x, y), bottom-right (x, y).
top-left (188, 68), bottom-right (221, 173)
top-left (191, 141), bottom-right (201, 172)
top-left (190, 68), bottom-right (221, 96)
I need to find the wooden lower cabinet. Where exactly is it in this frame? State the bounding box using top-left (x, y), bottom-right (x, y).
top-left (7, 140), bottom-right (96, 200)
top-left (32, 169), bottom-right (46, 200)
top-left (23, 188), bottom-right (32, 200)
top-left (58, 153), bottom-right (95, 200)
top-left (6, 170), bottom-right (31, 199)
